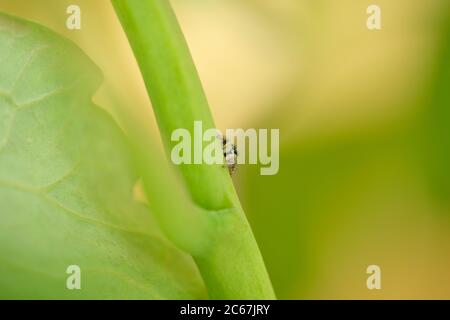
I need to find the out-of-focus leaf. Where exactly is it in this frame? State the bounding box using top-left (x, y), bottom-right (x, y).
top-left (423, 8), bottom-right (450, 205)
top-left (0, 13), bottom-right (206, 299)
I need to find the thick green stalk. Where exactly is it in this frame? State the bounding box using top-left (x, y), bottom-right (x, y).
top-left (112, 0), bottom-right (275, 299)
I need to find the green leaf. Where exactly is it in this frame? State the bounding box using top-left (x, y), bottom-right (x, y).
top-left (422, 8), bottom-right (450, 205)
top-left (0, 13), bottom-right (206, 299)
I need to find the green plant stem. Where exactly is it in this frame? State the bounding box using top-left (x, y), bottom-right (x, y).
top-left (112, 0), bottom-right (275, 299)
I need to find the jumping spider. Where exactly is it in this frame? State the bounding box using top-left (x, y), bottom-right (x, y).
top-left (220, 135), bottom-right (238, 175)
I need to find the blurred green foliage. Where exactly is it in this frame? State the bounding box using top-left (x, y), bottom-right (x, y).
top-left (0, 13), bottom-right (205, 299)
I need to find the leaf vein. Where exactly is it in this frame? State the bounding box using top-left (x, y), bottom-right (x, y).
top-left (9, 45), bottom-right (49, 95)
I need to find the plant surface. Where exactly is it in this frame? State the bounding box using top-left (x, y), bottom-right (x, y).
top-left (0, 0), bottom-right (275, 300)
